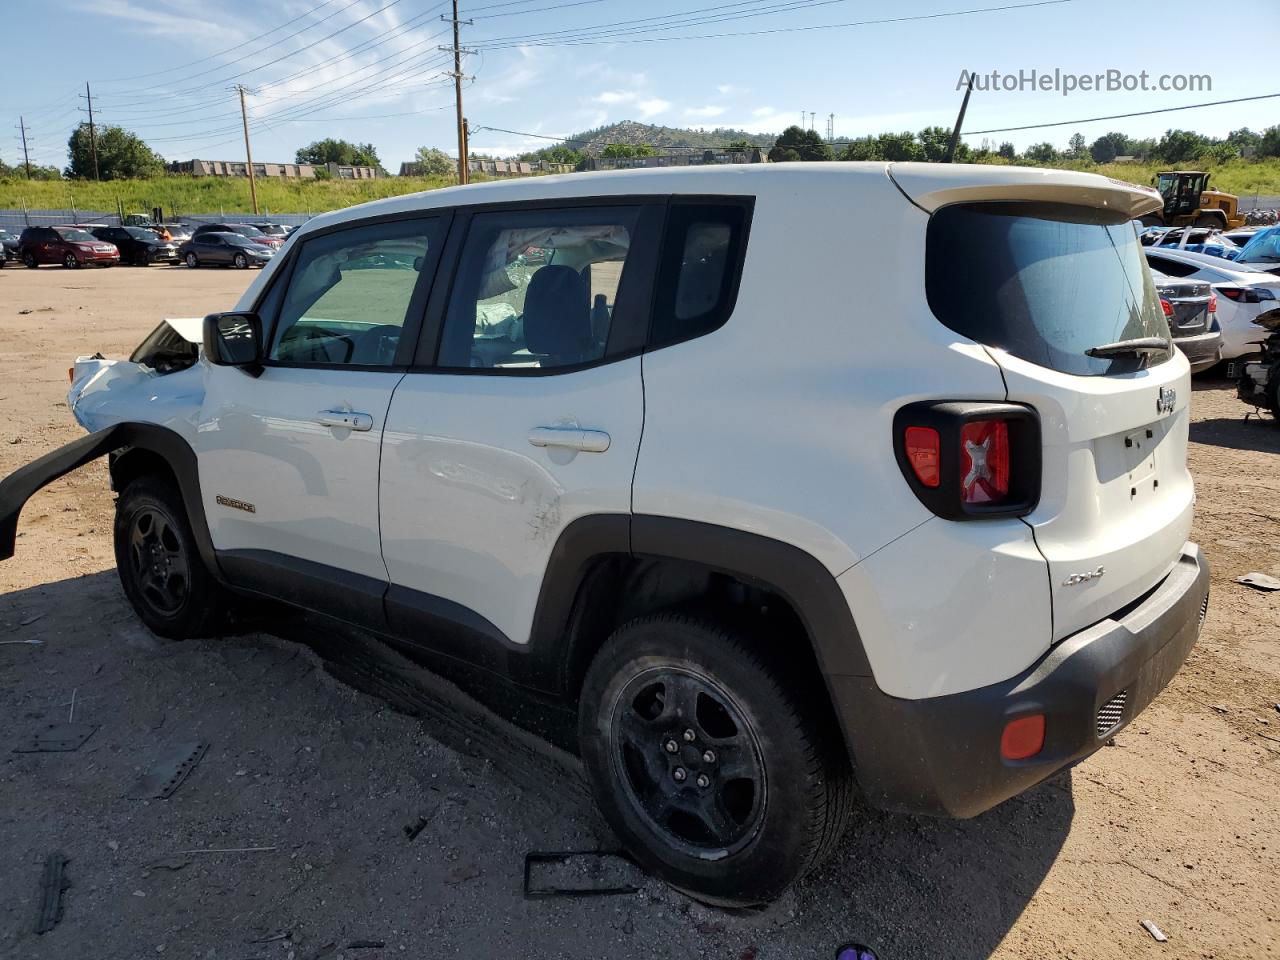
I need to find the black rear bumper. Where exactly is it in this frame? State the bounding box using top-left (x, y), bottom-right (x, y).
top-left (833, 542), bottom-right (1208, 818)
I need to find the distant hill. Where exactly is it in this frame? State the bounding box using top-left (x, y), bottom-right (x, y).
top-left (523, 120), bottom-right (776, 157)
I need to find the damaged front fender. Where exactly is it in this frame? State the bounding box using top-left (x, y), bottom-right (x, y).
top-left (0, 425), bottom-right (130, 560)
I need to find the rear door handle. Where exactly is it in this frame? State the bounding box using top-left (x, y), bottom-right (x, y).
top-left (528, 426), bottom-right (611, 453)
top-left (316, 410), bottom-right (373, 432)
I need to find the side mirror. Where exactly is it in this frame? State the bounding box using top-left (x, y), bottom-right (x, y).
top-left (203, 311), bottom-right (264, 376)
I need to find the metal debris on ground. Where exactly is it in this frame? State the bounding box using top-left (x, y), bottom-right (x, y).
top-left (14, 722), bottom-right (98, 753)
top-left (0, 638), bottom-right (43, 645)
top-left (131, 741), bottom-right (208, 799)
top-left (523, 851), bottom-right (643, 899)
top-left (33, 851), bottom-right (71, 935)
top-left (181, 846), bottom-right (277, 854)
top-left (1141, 919), bottom-right (1169, 942)
top-left (402, 815), bottom-right (429, 841)
top-left (19, 614), bottom-right (44, 626)
top-left (247, 931), bottom-right (291, 944)
top-left (347, 940), bottom-right (386, 949)
top-left (1233, 572), bottom-right (1280, 592)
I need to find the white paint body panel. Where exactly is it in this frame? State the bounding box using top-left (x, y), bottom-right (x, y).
top-left (194, 366), bottom-right (401, 581)
top-left (379, 361), bottom-right (643, 645)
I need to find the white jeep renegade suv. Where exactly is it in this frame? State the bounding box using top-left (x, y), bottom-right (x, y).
top-left (0, 163), bottom-right (1210, 906)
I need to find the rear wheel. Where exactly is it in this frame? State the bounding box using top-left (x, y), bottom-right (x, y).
top-left (579, 613), bottom-right (855, 906)
top-left (114, 477), bottom-right (228, 639)
top-left (185, 252), bottom-right (198, 268)
top-left (1194, 213), bottom-right (1226, 229)
top-left (22, 252), bottom-right (38, 268)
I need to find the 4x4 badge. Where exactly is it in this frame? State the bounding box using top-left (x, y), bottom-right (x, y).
top-left (1157, 386), bottom-right (1176, 415)
top-left (1063, 566), bottom-right (1105, 587)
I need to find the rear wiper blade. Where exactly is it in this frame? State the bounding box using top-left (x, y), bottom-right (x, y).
top-left (1085, 337), bottom-right (1171, 358)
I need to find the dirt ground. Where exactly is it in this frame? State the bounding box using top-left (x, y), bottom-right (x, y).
top-left (1, 263), bottom-right (1278, 960)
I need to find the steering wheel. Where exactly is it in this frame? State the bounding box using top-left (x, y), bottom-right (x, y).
top-left (350, 324), bottom-right (402, 365)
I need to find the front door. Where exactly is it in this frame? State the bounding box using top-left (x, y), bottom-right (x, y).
top-left (379, 202), bottom-right (662, 649)
top-left (195, 214), bottom-right (446, 616)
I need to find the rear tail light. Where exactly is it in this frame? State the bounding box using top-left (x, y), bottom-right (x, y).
top-left (1219, 286), bottom-right (1274, 303)
top-left (903, 427), bottom-right (940, 488)
top-left (1159, 298), bottom-right (1174, 317)
top-left (959, 420), bottom-right (1009, 504)
top-left (894, 402), bottom-right (1040, 520)
top-left (1208, 294), bottom-right (1217, 314)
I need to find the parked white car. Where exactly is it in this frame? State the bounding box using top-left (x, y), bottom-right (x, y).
top-left (0, 163), bottom-right (1210, 907)
top-left (1145, 247), bottom-right (1280, 359)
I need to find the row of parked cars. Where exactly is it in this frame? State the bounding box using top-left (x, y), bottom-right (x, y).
top-left (0, 221), bottom-right (294, 270)
top-left (1139, 222), bottom-right (1280, 373)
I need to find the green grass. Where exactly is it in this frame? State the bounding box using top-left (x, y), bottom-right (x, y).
top-left (2, 157), bottom-right (1278, 217)
top-left (0, 174), bottom-right (458, 216)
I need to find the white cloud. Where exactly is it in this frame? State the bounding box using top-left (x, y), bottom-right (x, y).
top-left (752, 106), bottom-right (778, 118)
top-left (83, 0), bottom-right (242, 42)
top-left (685, 105), bottom-right (726, 119)
top-left (717, 84), bottom-right (748, 96)
top-left (637, 98), bottom-right (671, 118)
top-left (594, 90), bottom-right (639, 105)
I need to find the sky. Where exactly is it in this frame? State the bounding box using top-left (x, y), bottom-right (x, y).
top-left (5, 0), bottom-right (1278, 172)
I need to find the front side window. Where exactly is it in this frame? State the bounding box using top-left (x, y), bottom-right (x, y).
top-left (269, 218), bottom-right (440, 367)
top-left (437, 208), bottom-right (639, 370)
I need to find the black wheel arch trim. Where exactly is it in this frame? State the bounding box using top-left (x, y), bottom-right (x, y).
top-left (0, 423), bottom-right (220, 582)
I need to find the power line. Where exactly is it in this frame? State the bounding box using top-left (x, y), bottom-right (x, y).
top-left (470, 0), bottom-right (1070, 50)
top-left (964, 92), bottom-right (1280, 135)
top-left (100, 0), bottom-right (349, 82)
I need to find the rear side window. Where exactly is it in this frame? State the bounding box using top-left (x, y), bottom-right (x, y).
top-left (926, 201), bottom-right (1171, 376)
top-left (437, 206), bottom-right (641, 371)
top-left (649, 201), bottom-right (751, 349)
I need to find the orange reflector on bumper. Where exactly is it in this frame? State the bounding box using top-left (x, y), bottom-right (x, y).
top-left (1001, 714), bottom-right (1045, 760)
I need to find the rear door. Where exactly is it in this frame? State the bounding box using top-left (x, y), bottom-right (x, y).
top-left (922, 196), bottom-right (1194, 640)
top-left (378, 200), bottom-right (662, 649)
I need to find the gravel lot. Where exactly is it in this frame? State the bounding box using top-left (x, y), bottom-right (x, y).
top-left (1, 263), bottom-right (1278, 960)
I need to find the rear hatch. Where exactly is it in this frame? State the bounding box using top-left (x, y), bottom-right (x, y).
top-left (1153, 276), bottom-right (1212, 337)
top-left (894, 164), bottom-right (1194, 640)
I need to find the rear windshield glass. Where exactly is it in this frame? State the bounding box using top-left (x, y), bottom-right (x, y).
top-left (926, 201), bottom-right (1171, 376)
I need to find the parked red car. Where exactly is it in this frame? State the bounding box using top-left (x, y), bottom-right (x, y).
top-left (19, 226), bottom-right (120, 268)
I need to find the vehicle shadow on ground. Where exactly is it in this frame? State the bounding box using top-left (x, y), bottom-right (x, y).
top-left (2, 572), bottom-right (1074, 960)
top-left (1189, 415), bottom-right (1280, 453)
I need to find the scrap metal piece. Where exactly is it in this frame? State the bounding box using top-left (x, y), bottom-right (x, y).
top-left (523, 851), bottom-right (641, 899)
top-left (14, 723), bottom-right (98, 753)
top-left (1141, 919), bottom-right (1169, 943)
top-left (131, 741), bottom-right (208, 799)
top-left (33, 851), bottom-right (70, 935)
top-left (1234, 572), bottom-right (1280, 592)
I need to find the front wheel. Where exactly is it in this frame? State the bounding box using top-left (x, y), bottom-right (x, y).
top-left (63, 253), bottom-right (79, 269)
top-left (185, 252), bottom-right (198, 268)
top-left (233, 252), bottom-right (248, 269)
top-left (114, 477), bottom-right (228, 639)
top-left (579, 613), bottom-right (855, 907)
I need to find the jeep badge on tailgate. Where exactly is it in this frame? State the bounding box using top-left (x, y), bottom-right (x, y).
top-left (1157, 386), bottom-right (1176, 415)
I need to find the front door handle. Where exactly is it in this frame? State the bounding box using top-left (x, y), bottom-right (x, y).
top-left (316, 410), bottom-right (373, 432)
top-left (528, 426), bottom-right (611, 453)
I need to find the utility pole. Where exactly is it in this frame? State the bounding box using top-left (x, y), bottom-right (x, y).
top-left (18, 116), bottom-right (32, 178)
top-left (82, 82), bottom-right (99, 180)
top-left (236, 84), bottom-right (259, 215)
top-left (441, 0), bottom-right (474, 185)
top-left (827, 113), bottom-right (834, 142)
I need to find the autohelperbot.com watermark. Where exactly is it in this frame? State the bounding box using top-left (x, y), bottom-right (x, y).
top-left (957, 68), bottom-right (1212, 96)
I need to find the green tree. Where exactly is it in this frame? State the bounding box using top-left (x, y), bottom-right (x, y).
top-left (997, 141), bottom-right (1016, 160)
top-left (600, 143), bottom-right (656, 159)
top-left (838, 137), bottom-right (882, 161)
top-left (1021, 142), bottom-right (1058, 165)
top-left (874, 131), bottom-right (923, 162)
top-left (295, 138), bottom-right (383, 169)
top-left (768, 125), bottom-right (832, 162)
top-left (917, 126), bottom-right (968, 163)
top-left (412, 146), bottom-right (455, 176)
top-left (725, 139), bottom-right (752, 152)
top-left (1225, 127), bottom-right (1261, 154)
top-left (66, 123), bottom-right (163, 180)
top-left (1067, 132), bottom-right (1086, 158)
top-left (1089, 131), bottom-right (1131, 163)
top-left (1256, 125), bottom-right (1280, 158)
top-left (1154, 129), bottom-right (1209, 166)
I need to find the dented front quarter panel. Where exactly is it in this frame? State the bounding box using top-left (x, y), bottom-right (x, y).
top-left (68, 355), bottom-right (205, 443)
